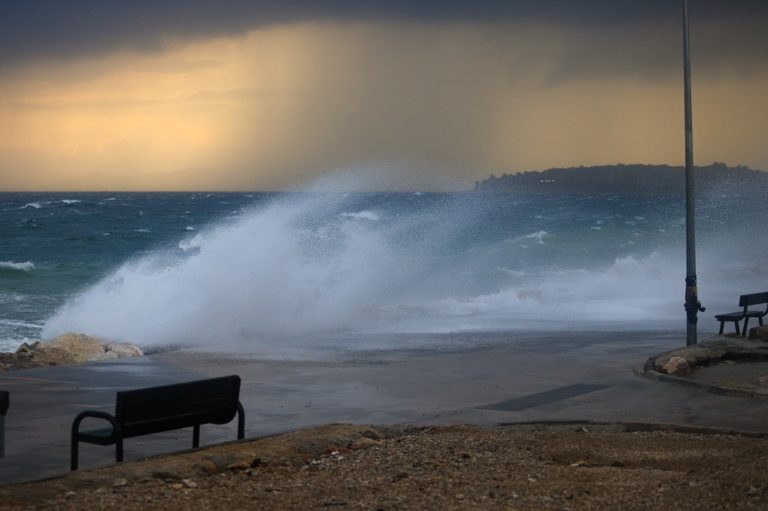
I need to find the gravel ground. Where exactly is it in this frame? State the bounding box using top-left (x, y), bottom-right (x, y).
top-left (1, 423), bottom-right (767, 510)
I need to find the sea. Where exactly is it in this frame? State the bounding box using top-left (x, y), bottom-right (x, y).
top-left (1, 188), bottom-right (767, 356)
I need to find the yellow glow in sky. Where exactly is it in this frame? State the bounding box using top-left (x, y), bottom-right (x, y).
top-left (1, 22), bottom-right (766, 191)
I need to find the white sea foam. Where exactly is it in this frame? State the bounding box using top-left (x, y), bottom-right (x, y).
top-left (359, 255), bottom-right (685, 335)
top-left (0, 318), bottom-right (42, 329)
top-left (0, 292), bottom-right (25, 304)
top-left (60, 199), bottom-right (82, 204)
top-left (508, 230), bottom-right (548, 245)
top-left (340, 210), bottom-right (381, 221)
top-left (20, 202), bottom-right (41, 209)
top-left (0, 261), bottom-right (35, 272)
top-left (178, 233), bottom-right (204, 252)
top-left (0, 337), bottom-right (39, 353)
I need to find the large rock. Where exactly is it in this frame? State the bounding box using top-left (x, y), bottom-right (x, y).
top-left (3, 333), bottom-right (144, 371)
top-left (35, 345), bottom-right (79, 366)
top-left (651, 341), bottom-right (735, 374)
top-left (660, 356), bottom-right (691, 376)
top-left (106, 342), bottom-right (144, 358)
top-left (44, 333), bottom-right (108, 363)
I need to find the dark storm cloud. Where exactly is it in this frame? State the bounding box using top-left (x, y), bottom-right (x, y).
top-left (1, 0), bottom-right (767, 75)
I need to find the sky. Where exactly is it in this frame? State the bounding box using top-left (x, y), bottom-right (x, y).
top-left (1, 0), bottom-right (767, 191)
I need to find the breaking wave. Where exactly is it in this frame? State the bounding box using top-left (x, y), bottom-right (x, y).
top-left (0, 261), bottom-right (35, 273)
top-left (40, 183), bottom-right (768, 351)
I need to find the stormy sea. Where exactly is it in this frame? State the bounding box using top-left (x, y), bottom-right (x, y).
top-left (1, 186), bottom-right (766, 356)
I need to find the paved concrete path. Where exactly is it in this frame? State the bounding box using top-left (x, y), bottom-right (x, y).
top-left (1, 331), bottom-right (768, 484)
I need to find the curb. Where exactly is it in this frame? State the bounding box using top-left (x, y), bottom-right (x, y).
top-left (641, 339), bottom-right (768, 398)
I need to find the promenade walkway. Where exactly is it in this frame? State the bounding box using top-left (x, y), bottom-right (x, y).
top-left (1, 331), bottom-right (767, 484)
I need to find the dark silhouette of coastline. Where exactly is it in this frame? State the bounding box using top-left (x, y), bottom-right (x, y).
top-left (474, 162), bottom-right (768, 195)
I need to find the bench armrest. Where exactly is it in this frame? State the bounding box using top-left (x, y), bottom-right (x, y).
top-left (71, 410), bottom-right (122, 439)
top-left (71, 410), bottom-right (123, 471)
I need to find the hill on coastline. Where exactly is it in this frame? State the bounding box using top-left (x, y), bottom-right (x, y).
top-left (474, 163), bottom-right (768, 195)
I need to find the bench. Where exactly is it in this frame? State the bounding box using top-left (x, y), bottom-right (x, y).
top-left (715, 292), bottom-right (768, 336)
top-left (71, 375), bottom-right (244, 470)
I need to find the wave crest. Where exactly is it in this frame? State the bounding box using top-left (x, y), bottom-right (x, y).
top-left (340, 210), bottom-right (381, 221)
top-left (0, 261), bottom-right (35, 272)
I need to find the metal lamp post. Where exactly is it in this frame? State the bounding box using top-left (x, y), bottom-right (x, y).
top-left (682, 0), bottom-right (704, 345)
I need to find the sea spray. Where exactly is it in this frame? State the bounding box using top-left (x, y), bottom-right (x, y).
top-left (41, 193), bottom-right (457, 346)
top-left (15, 185), bottom-right (767, 353)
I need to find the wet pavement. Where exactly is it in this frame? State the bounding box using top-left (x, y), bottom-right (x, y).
top-left (644, 335), bottom-right (768, 396)
top-left (687, 360), bottom-right (768, 385)
top-left (1, 330), bottom-right (768, 484)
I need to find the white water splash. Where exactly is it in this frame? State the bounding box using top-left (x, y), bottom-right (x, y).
top-left (42, 194), bottom-right (422, 346)
top-left (40, 180), bottom-right (768, 351)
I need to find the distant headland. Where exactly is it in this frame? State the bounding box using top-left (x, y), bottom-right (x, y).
top-left (474, 163), bottom-right (768, 195)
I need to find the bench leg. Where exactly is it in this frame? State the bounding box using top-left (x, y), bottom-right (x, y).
top-left (742, 318), bottom-right (750, 337)
top-left (718, 321), bottom-right (725, 335)
top-left (116, 438), bottom-right (124, 463)
top-left (237, 402), bottom-right (245, 440)
top-left (734, 321), bottom-right (741, 335)
top-left (193, 425), bottom-right (200, 448)
top-left (70, 439), bottom-right (79, 471)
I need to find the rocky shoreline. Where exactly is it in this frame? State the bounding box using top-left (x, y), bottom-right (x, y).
top-left (0, 333), bottom-right (144, 372)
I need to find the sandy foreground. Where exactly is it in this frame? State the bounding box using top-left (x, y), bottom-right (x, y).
top-left (1, 423), bottom-right (767, 510)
